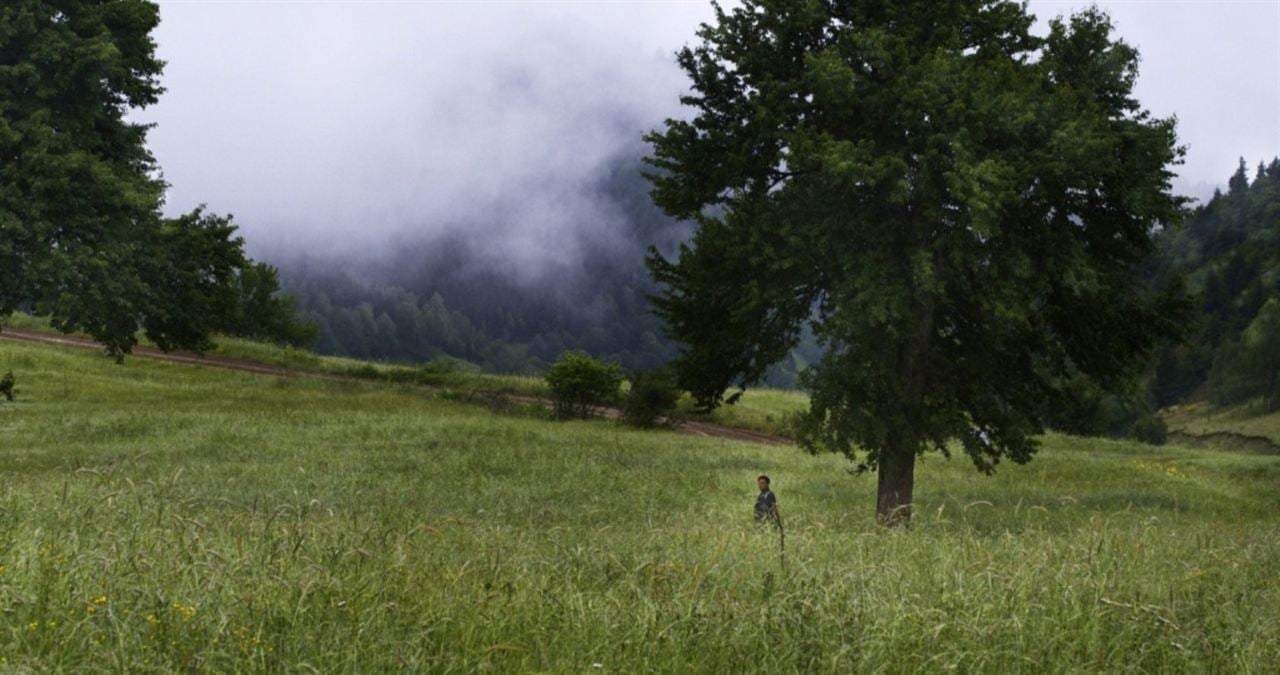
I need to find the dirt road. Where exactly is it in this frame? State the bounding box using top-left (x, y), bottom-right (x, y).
top-left (0, 327), bottom-right (792, 446)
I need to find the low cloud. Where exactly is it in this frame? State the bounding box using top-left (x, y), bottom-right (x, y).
top-left (139, 0), bottom-right (1278, 273)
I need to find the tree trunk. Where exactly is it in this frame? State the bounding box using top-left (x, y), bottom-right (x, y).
top-left (877, 295), bottom-right (932, 527)
top-left (876, 446), bottom-right (916, 527)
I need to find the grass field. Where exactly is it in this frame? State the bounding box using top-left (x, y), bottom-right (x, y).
top-left (1, 313), bottom-right (807, 435)
top-left (2, 338), bottom-right (1279, 671)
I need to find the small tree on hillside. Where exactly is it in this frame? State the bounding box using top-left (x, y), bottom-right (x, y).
top-left (545, 352), bottom-right (623, 419)
top-left (645, 1), bottom-right (1187, 525)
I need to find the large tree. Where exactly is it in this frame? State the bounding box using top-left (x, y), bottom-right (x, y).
top-left (1, 1), bottom-right (307, 357)
top-left (645, 0), bottom-right (1186, 524)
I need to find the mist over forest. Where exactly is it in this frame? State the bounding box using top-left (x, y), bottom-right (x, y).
top-left (259, 129), bottom-right (817, 384)
top-left (252, 119), bottom-right (819, 386)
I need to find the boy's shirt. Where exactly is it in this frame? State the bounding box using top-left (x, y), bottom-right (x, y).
top-left (755, 489), bottom-right (777, 521)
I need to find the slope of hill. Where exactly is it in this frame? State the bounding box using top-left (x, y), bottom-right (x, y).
top-left (1, 338), bottom-right (1278, 671)
top-left (1164, 400), bottom-right (1280, 448)
top-left (1, 316), bottom-right (807, 438)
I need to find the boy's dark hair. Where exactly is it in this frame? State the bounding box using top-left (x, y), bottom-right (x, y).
top-left (757, 475), bottom-right (770, 484)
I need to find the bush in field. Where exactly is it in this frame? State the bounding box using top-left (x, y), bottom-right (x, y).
top-left (1129, 414), bottom-right (1168, 445)
top-left (621, 369), bottom-right (683, 428)
top-left (545, 352), bottom-right (623, 419)
top-left (0, 371), bottom-right (13, 401)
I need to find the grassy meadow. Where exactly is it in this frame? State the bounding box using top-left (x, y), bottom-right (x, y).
top-left (1, 338), bottom-right (1279, 672)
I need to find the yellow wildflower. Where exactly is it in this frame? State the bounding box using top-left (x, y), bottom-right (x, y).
top-left (171, 602), bottom-right (195, 622)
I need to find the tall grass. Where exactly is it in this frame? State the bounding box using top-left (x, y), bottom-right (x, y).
top-left (1, 339), bottom-right (1278, 671)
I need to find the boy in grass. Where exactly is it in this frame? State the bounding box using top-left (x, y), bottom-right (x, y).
top-left (755, 475), bottom-right (778, 524)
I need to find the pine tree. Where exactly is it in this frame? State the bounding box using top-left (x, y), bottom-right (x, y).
top-left (1229, 157), bottom-right (1250, 194)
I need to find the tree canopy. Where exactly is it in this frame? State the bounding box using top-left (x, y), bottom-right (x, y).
top-left (645, 0), bottom-right (1187, 524)
top-left (1, 0), bottom-right (310, 357)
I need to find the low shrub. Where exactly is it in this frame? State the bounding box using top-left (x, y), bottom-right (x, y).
top-left (1130, 414), bottom-right (1168, 445)
top-left (621, 368), bottom-right (683, 428)
top-left (0, 371), bottom-right (14, 401)
top-left (545, 351), bottom-right (622, 419)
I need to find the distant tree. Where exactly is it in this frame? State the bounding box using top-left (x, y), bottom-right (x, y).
top-left (225, 261), bottom-right (318, 346)
top-left (1241, 298), bottom-right (1280, 410)
top-left (1218, 300), bottom-right (1280, 412)
top-left (646, 2), bottom-right (1186, 524)
top-left (1228, 157), bottom-right (1250, 194)
top-left (1209, 338), bottom-right (1254, 406)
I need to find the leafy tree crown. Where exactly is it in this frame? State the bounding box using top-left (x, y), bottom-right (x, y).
top-left (645, 0), bottom-right (1187, 472)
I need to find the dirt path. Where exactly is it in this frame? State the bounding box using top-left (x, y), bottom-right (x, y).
top-left (0, 327), bottom-right (793, 446)
top-left (0, 327), bottom-right (340, 379)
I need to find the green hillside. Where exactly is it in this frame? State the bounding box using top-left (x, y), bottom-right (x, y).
top-left (1, 339), bottom-right (1278, 671)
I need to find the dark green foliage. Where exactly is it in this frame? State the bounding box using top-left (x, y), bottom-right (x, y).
top-left (1209, 299), bottom-right (1280, 410)
top-left (1044, 371), bottom-right (1149, 438)
top-left (282, 270), bottom-right (682, 376)
top-left (1128, 414), bottom-right (1168, 446)
top-left (0, 0), bottom-right (166, 357)
top-left (0, 1), bottom-right (312, 358)
top-left (1150, 158), bottom-right (1280, 406)
top-left (0, 371), bottom-right (14, 401)
top-left (621, 368), bottom-right (684, 428)
top-left (225, 262), bottom-right (318, 347)
top-left (141, 208), bottom-right (248, 354)
top-left (645, 1), bottom-right (1186, 522)
top-left (545, 351), bottom-right (622, 420)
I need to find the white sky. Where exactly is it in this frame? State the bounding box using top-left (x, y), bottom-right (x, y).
top-left (139, 1), bottom-right (1280, 257)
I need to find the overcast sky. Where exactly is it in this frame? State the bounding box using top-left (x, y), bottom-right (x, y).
top-left (139, 1), bottom-right (1280, 261)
